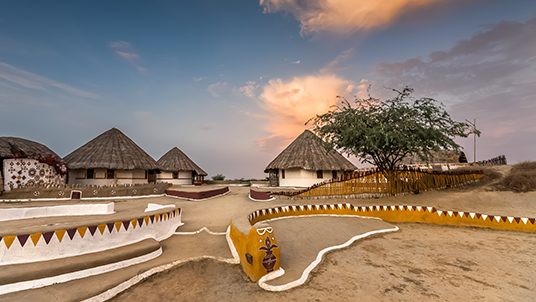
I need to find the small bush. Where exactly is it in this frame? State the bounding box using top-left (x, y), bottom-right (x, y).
top-left (211, 174), bottom-right (226, 181)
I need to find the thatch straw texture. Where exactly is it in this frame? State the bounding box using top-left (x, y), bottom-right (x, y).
top-left (264, 130), bottom-right (356, 172)
top-left (0, 137), bottom-right (62, 162)
top-left (401, 150), bottom-right (462, 164)
top-left (63, 128), bottom-right (158, 170)
top-left (157, 147), bottom-right (207, 176)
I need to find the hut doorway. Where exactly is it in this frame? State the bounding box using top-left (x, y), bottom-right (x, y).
top-left (268, 171), bottom-right (279, 187)
top-left (147, 170), bottom-right (157, 184)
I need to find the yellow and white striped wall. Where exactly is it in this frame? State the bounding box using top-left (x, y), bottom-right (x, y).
top-left (248, 203), bottom-right (536, 233)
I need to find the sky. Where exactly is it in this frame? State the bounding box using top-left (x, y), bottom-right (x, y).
top-left (1, 0), bottom-right (535, 179)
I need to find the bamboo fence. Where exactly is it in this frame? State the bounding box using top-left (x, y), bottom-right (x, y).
top-left (276, 168), bottom-right (483, 198)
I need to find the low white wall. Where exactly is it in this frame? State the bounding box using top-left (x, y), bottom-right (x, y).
top-left (278, 168), bottom-right (338, 188)
top-left (0, 203), bottom-right (115, 222)
top-left (145, 203), bottom-right (175, 212)
top-left (0, 207), bottom-right (181, 265)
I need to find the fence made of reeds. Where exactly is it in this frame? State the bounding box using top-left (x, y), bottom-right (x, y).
top-left (276, 168), bottom-right (483, 198)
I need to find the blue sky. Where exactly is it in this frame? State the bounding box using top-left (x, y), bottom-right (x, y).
top-left (1, 0), bottom-right (535, 178)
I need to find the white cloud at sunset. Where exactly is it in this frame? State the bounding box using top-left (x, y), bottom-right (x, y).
top-left (259, 0), bottom-right (440, 35)
top-left (257, 73), bottom-right (356, 150)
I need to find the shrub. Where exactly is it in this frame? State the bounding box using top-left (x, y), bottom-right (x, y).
top-left (211, 174), bottom-right (226, 181)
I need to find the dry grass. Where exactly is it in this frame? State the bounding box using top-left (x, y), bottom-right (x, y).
top-left (494, 161), bottom-right (536, 193)
top-left (476, 168), bottom-right (503, 186)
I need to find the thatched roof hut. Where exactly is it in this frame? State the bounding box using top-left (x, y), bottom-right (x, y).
top-left (265, 130), bottom-right (356, 173)
top-left (0, 137), bottom-right (62, 162)
top-left (401, 150), bottom-right (465, 165)
top-left (157, 147), bottom-right (207, 176)
top-left (64, 128), bottom-right (157, 170)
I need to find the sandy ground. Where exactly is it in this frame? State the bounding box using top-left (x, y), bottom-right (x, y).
top-left (112, 223), bottom-right (536, 302)
top-left (1, 185), bottom-right (536, 301)
top-left (264, 216), bottom-right (395, 286)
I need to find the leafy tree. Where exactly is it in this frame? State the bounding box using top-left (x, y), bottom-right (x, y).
top-left (311, 87), bottom-right (479, 174)
top-left (211, 174), bottom-right (226, 181)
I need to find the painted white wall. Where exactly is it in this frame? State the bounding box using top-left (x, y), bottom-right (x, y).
top-left (0, 203), bottom-right (114, 222)
top-left (278, 168), bottom-right (342, 187)
top-left (145, 203), bottom-right (175, 212)
top-left (3, 159), bottom-right (64, 191)
top-left (68, 169), bottom-right (148, 185)
top-left (0, 207), bottom-right (181, 265)
top-left (157, 171), bottom-right (193, 185)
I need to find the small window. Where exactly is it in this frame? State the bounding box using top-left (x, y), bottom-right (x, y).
top-left (106, 169), bottom-right (115, 179)
top-left (332, 171), bottom-right (338, 179)
top-left (86, 169), bottom-right (94, 179)
top-left (172, 171), bottom-right (179, 179)
top-left (281, 169), bottom-right (285, 179)
top-left (316, 170), bottom-right (323, 179)
top-left (144, 170), bottom-right (148, 179)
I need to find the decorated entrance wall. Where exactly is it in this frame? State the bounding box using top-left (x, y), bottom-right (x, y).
top-left (2, 159), bottom-right (64, 192)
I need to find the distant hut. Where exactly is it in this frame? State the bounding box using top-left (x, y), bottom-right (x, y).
top-left (264, 130), bottom-right (356, 187)
top-left (64, 128), bottom-right (158, 185)
top-left (401, 150), bottom-right (468, 171)
top-left (0, 137), bottom-right (66, 192)
top-left (156, 147), bottom-right (207, 185)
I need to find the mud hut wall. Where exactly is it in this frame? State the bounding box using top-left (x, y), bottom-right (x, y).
top-left (68, 169), bottom-right (149, 185)
top-left (157, 171), bottom-right (193, 185)
top-left (278, 168), bottom-right (342, 188)
top-left (2, 158), bottom-right (63, 192)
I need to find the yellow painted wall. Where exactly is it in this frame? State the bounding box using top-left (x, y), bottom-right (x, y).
top-left (248, 204), bottom-right (536, 233)
top-left (229, 223), bottom-right (280, 282)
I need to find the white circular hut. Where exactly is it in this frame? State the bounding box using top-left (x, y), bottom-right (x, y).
top-left (64, 128), bottom-right (158, 185)
top-left (156, 147), bottom-right (207, 185)
top-left (264, 130), bottom-right (356, 187)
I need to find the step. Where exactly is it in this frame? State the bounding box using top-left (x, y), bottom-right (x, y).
top-left (0, 238), bottom-right (160, 286)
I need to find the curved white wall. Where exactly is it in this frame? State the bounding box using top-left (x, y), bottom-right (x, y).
top-left (0, 203), bottom-right (115, 222)
top-left (0, 207), bottom-right (182, 265)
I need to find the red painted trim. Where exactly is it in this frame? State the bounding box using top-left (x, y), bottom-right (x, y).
top-left (165, 187), bottom-right (229, 200)
top-left (250, 189), bottom-right (272, 201)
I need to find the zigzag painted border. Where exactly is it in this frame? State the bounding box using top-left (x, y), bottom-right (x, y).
top-left (247, 204), bottom-right (536, 233)
top-left (0, 208), bottom-right (182, 250)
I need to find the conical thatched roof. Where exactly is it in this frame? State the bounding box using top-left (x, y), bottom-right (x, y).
top-left (157, 147), bottom-right (207, 176)
top-left (264, 130), bottom-right (357, 172)
top-left (64, 128), bottom-right (158, 170)
top-left (0, 137), bottom-right (62, 162)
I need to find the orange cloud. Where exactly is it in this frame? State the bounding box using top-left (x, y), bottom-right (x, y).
top-left (260, 0), bottom-right (439, 34)
top-left (258, 74), bottom-right (355, 150)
